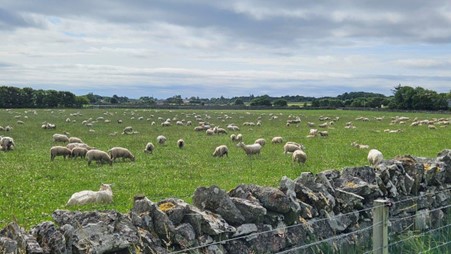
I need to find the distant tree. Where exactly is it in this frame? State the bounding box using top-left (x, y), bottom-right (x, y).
top-left (273, 99), bottom-right (288, 107)
top-left (166, 95), bottom-right (183, 105)
top-left (250, 95), bottom-right (272, 106)
top-left (234, 99), bottom-right (244, 105)
top-left (110, 95), bottom-right (119, 104)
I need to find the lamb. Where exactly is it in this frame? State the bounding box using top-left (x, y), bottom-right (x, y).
top-left (53, 133), bottom-right (69, 143)
top-left (0, 136), bottom-right (15, 151)
top-left (144, 142), bottom-right (155, 154)
top-left (271, 136), bottom-right (283, 144)
top-left (68, 137), bottom-right (83, 143)
top-left (367, 149), bottom-right (383, 167)
top-left (50, 146), bottom-right (72, 160)
top-left (156, 135), bottom-right (167, 145)
top-left (177, 139), bottom-right (185, 149)
top-left (237, 142), bottom-right (262, 156)
top-left (292, 149), bottom-right (307, 164)
top-left (283, 142), bottom-right (305, 154)
top-left (71, 147), bottom-right (88, 159)
top-left (254, 138), bottom-right (266, 146)
top-left (108, 147), bottom-right (135, 162)
top-left (66, 183), bottom-right (113, 206)
top-left (86, 149), bottom-right (113, 165)
top-left (212, 145), bottom-right (229, 157)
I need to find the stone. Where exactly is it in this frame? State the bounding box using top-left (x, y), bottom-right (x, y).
top-left (230, 197), bottom-right (267, 223)
top-left (30, 221), bottom-right (66, 254)
top-left (193, 185), bottom-right (245, 225)
top-left (232, 223), bottom-right (258, 237)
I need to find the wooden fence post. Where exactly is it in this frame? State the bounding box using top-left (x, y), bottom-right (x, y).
top-left (373, 199), bottom-right (389, 254)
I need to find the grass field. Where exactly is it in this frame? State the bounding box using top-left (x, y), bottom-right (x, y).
top-left (0, 108), bottom-right (449, 229)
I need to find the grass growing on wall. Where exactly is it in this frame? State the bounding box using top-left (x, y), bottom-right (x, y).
top-left (0, 108), bottom-right (449, 229)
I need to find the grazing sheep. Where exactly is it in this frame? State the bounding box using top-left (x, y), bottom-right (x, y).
top-left (68, 137), bottom-right (83, 143)
top-left (108, 147), bottom-right (135, 162)
top-left (206, 129), bottom-right (215, 135)
top-left (292, 149), bottom-right (307, 164)
top-left (144, 142), bottom-right (155, 154)
top-left (122, 126), bottom-right (133, 134)
top-left (236, 134), bottom-right (243, 142)
top-left (0, 136), bottom-right (15, 151)
top-left (71, 147), bottom-right (88, 159)
top-left (50, 146), bottom-right (72, 161)
top-left (368, 149), bottom-right (383, 167)
top-left (254, 138), bottom-right (266, 146)
top-left (177, 139), bottom-right (185, 149)
top-left (86, 149), bottom-right (113, 165)
top-left (283, 142), bottom-right (304, 154)
top-left (237, 142), bottom-right (262, 156)
top-left (156, 135), bottom-right (167, 145)
top-left (319, 131), bottom-right (329, 137)
top-left (213, 145), bottom-right (229, 157)
top-left (53, 133), bottom-right (69, 143)
top-left (215, 127), bottom-right (228, 135)
top-left (66, 183), bottom-right (113, 206)
top-left (230, 134), bottom-right (237, 142)
top-left (271, 136), bottom-right (283, 144)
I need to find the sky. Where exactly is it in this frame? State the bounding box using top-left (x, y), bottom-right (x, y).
top-left (1, 1), bottom-right (451, 99)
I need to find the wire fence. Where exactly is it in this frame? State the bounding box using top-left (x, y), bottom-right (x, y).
top-left (163, 187), bottom-right (451, 254)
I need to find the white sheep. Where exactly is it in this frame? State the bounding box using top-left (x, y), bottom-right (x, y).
top-left (71, 147), bottom-right (88, 159)
top-left (108, 147), bottom-right (135, 162)
top-left (368, 149), bottom-right (383, 167)
top-left (236, 134), bottom-right (243, 142)
top-left (177, 139), bottom-right (185, 149)
top-left (86, 149), bottom-right (113, 165)
top-left (50, 146), bottom-right (72, 160)
top-left (68, 137), bottom-right (83, 143)
top-left (271, 136), bottom-right (283, 144)
top-left (122, 126), bottom-right (133, 134)
top-left (283, 142), bottom-right (305, 154)
top-left (0, 136), bottom-right (15, 151)
top-left (53, 133), bottom-right (69, 143)
top-left (319, 131), bottom-right (329, 137)
top-left (230, 134), bottom-right (237, 142)
top-left (156, 135), bottom-right (167, 145)
top-left (144, 142), bottom-right (155, 154)
top-left (254, 138), bottom-right (266, 146)
top-left (212, 145), bottom-right (229, 157)
top-left (66, 183), bottom-right (113, 206)
top-left (206, 129), bottom-right (215, 135)
top-left (237, 142), bottom-right (262, 156)
top-left (292, 149), bottom-right (307, 164)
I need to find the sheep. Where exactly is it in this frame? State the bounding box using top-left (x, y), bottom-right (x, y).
top-left (0, 136), bottom-right (15, 151)
top-left (215, 127), bottom-right (228, 135)
top-left (66, 183), bottom-right (113, 206)
top-left (53, 133), bottom-right (69, 143)
top-left (254, 138), bottom-right (266, 146)
top-left (319, 131), bottom-right (329, 137)
top-left (68, 137), bottom-right (83, 143)
top-left (230, 134), bottom-right (237, 142)
top-left (177, 139), bottom-right (185, 149)
top-left (71, 147), bottom-right (88, 159)
top-left (212, 145), bottom-right (228, 157)
top-left (122, 126), bottom-right (133, 134)
top-left (86, 149), bottom-right (113, 165)
top-left (237, 142), bottom-right (262, 156)
top-left (144, 142), bottom-right (155, 154)
top-left (108, 147), bottom-right (135, 162)
top-left (271, 136), bottom-right (283, 144)
top-left (292, 149), bottom-right (307, 164)
top-left (156, 135), bottom-right (167, 145)
top-left (206, 129), bottom-right (215, 135)
top-left (50, 146), bottom-right (72, 160)
top-left (283, 142), bottom-right (304, 154)
top-left (367, 149), bottom-right (383, 167)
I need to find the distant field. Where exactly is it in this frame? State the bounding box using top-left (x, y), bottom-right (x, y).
top-left (0, 108), bottom-right (449, 229)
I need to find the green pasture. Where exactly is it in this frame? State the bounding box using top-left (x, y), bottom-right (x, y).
top-left (0, 108), bottom-right (449, 229)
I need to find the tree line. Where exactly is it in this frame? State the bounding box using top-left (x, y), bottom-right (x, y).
top-left (1, 85), bottom-right (449, 110)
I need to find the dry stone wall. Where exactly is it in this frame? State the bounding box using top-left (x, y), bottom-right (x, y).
top-left (1, 149), bottom-right (450, 253)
